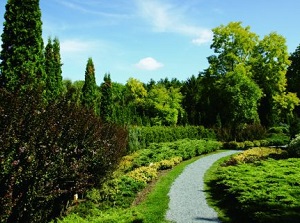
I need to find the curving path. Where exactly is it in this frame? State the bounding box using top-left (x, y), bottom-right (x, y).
top-left (165, 150), bottom-right (240, 223)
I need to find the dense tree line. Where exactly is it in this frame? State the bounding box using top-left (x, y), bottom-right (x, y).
top-left (62, 22), bottom-right (300, 133)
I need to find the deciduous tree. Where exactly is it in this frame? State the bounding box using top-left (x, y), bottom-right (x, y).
top-left (252, 32), bottom-right (296, 125)
top-left (216, 64), bottom-right (262, 135)
top-left (147, 84), bottom-right (183, 126)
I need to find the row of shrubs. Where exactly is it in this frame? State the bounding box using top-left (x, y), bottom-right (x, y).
top-left (0, 90), bottom-right (128, 223)
top-left (127, 124), bottom-right (291, 153)
top-left (57, 138), bottom-right (222, 222)
top-left (127, 126), bottom-right (216, 152)
top-left (222, 132), bottom-right (290, 150)
top-left (206, 148), bottom-right (300, 223)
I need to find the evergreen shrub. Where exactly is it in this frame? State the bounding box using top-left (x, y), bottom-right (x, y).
top-left (0, 90), bottom-right (127, 223)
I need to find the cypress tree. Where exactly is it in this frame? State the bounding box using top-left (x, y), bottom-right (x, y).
top-left (81, 58), bottom-right (97, 112)
top-left (44, 37), bottom-right (63, 101)
top-left (100, 73), bottom-right (113, 122)
top-left (0, 0), bottom-right (45, 92)
top-left (52, 37), bottom-right (63, 93)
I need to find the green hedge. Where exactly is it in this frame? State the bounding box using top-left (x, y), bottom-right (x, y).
top-left (0, 90), bottom-right (127, 223)
top-left (128, 126), bottom-right (216, 152)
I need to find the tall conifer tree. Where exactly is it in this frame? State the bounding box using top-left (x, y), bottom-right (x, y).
top-left (81, 58), bottom-right (97, 112)
top-left (44, 37), bottom-right (63, 101)
top-left (0, 0), bottom-right (45, 92)
top-left (100, 73), bottom-right (113, 122)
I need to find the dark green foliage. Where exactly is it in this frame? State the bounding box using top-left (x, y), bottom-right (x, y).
top-left (181, 75), bottom-right (202, 125)
top-left (0, 0), bottom-right (45, 92)
top-left (268, 126), bottom-right (289, 135)
top-left (287, 44), bottom-right (300, 99)
top-left (128, 125), bottom-right (216, 152)
top-left (44, 37), bottom-right (63, 101)
top-left (0, 89), bottom-right (128, 223)
top-left (63, 80), bottom-right (84, 105)
top-left (81, 58), bottom-right (98, 112)
top-left (265, 133), bottom-right (290, 146)
top-left (100, 73), bottom-right (113, 122)
top-left (216, 124), bottom-right (267, 142)
top-left (207, 158), bottom-right (300, 223)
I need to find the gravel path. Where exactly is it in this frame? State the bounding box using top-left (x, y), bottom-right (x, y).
top-left (165, 150), bottom-right (240, 223)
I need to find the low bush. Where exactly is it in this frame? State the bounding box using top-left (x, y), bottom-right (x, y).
top-left (0, 90), bottom-right (127, 223)
top-left (127, 166), bottom-right (158, 185)
top-left (156, 157), bottom-right (183, 170)
top-left (223, 147), bottom-right (288, 166)
top-left (265, 133), bottom-right (290, 146)
top-left (222, 132), bottom-right (289, 150)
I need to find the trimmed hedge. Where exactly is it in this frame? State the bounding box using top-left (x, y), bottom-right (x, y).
top-left (128, 126), bottom-right (216, 152)
top-left (0, 90), bottom-right (127, 223)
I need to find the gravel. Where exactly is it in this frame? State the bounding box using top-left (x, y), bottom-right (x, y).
top-left (165, 150), bottom-right (240, 223)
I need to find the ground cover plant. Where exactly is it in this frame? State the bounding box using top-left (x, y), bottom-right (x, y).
top-left (205, 148), bottom-right (300, 223)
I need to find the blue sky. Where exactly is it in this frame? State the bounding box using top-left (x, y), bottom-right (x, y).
top-left (1, 0), bottom-right (300, 84)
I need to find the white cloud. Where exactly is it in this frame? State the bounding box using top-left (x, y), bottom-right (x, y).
top-left (192, 29), bottom-right (214, 45)
top-left (60, 39), bottom-right (97, 53)
top-left (135, 0), bottom-right (212, 45)
top-left (135, 57), bottom-right (164, 70)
